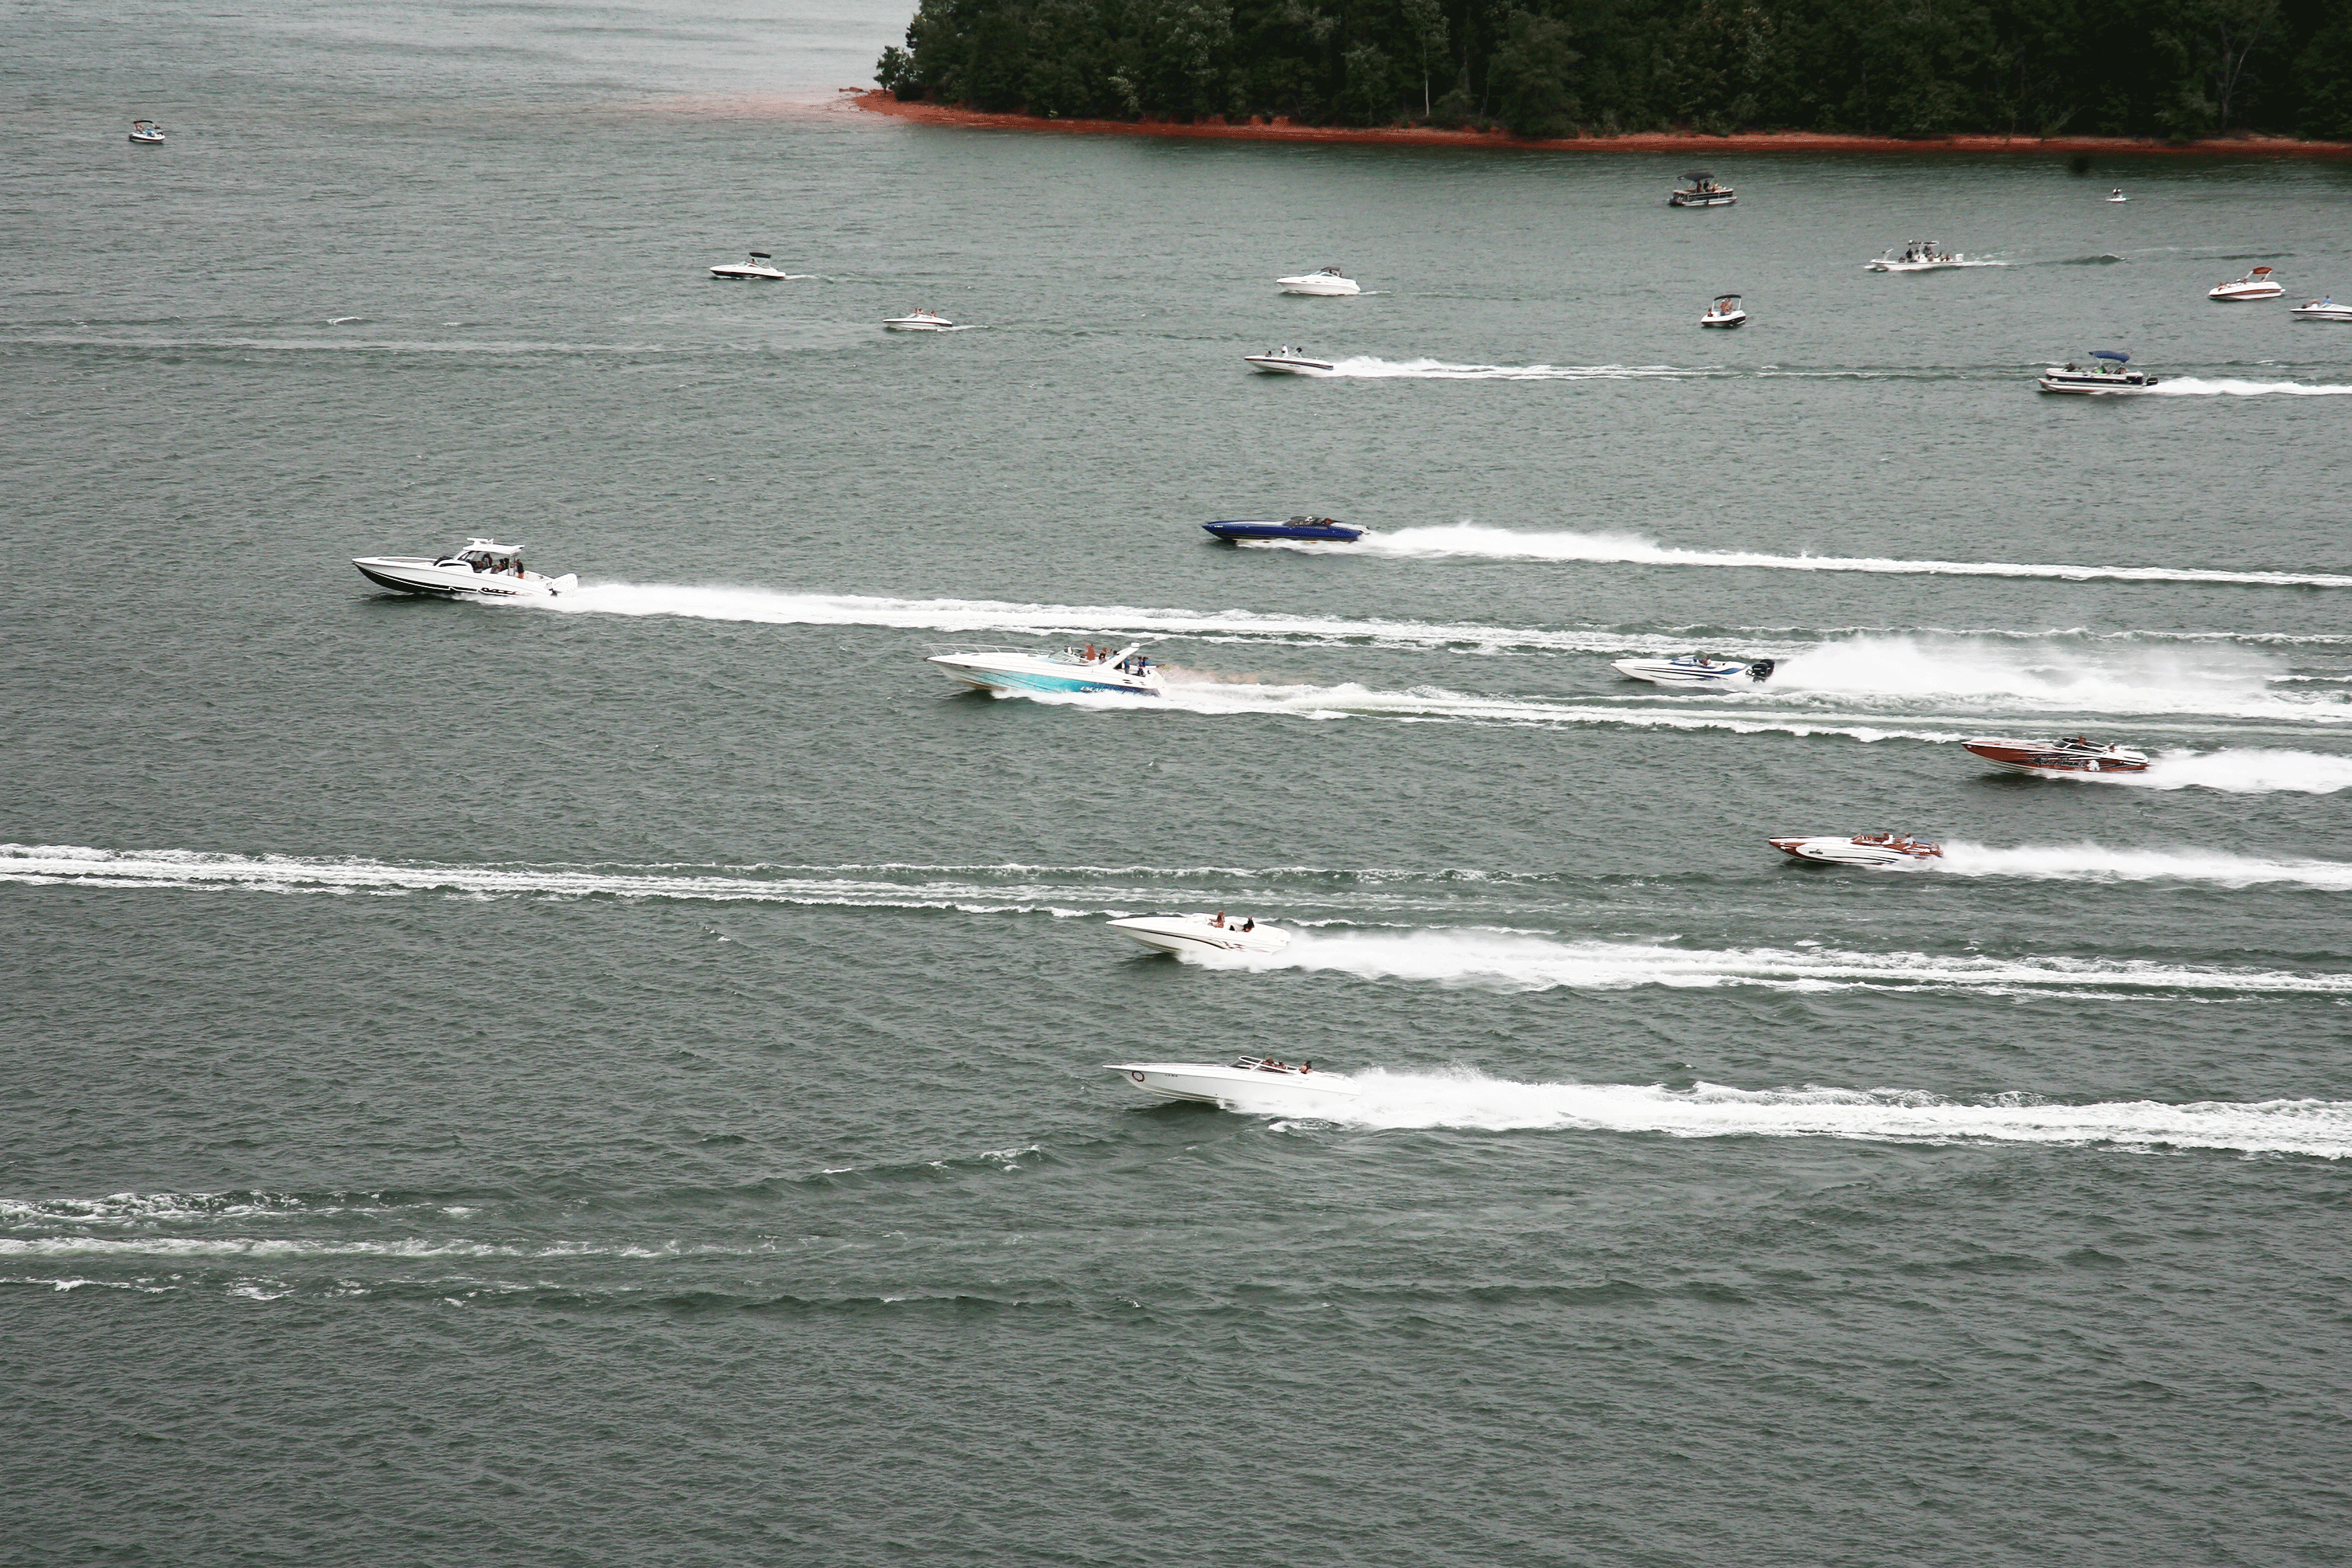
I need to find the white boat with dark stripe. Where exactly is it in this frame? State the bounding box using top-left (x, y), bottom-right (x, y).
top-left (1106, 1057), bottom-right (1358, 1112)
top-left (352, 538), bottom-right (575, 599)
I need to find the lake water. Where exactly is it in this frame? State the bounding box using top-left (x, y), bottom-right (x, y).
top-left (5, 3), bottom-right (2351, 1563)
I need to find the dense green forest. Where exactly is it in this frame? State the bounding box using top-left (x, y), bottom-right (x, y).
top-left (876, 0), bottom-right (2352, 140)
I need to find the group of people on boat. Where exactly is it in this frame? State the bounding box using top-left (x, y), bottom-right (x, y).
top-left (1855, 832), bottom-right (1938, 854)
top-left (1079, 644), bottom-right (1152, 675)
top-left (1898, 242), bottom-right (1954, 264)
top-left (1207, 911), bottom-right (1256, 932)
top-left (1235, 1055), bottom-right (1314, 1074)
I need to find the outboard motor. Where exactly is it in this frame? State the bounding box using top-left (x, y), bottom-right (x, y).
top-left (1746, 658), bottom-right (1775, 682)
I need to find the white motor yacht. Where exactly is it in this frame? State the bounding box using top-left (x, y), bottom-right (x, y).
top-left (2293, 297), bottom-right (2352, 322)
top-left (128, 119), bottom-right (167, 144)
top-left (709, 252), bottom-right (793, 281)
top-left (2037, 350), bottom-right (2159, 394)
top-left (2209, 266), bottom-right (2282, 301)
top-left (1106, 914), bottom-right (1291, 957)
top-left (883, 308), bottom-right (956, 331)
top-left (1610, 654), bottom-right (1773, 687)
top-left (1278, 266), bottom-right (1361, 296)
top-left (1768, 832), bottom-right (1943, 868)
top-left (927, 643), bottom-right (1164, 697)
top-left (1244, 346), bottom-right (1336, 374)
top-left (1867, 242), bottom-right (1967, 271)
top-left (352, 538), bottom-right (577, 599)
top-left (1699, 293), bottom-right (1747, 328)
top-left (1106, 1057), bottom-right (1359, 1112)
top-left (2106, 188), bottom-right (2127, 202)
top-left (1669, 172), bottom-right (1736, 207)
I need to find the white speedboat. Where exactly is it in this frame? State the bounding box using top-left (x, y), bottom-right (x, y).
top-left (1277, 266), bottom-right (1360, 296)
top-left (128, 119), bottom-right (167, 144)
top-left (2106, 188), bottom-right (2127, 202)
top-left (2037, 350), bottom-right (2159, 393)
top-left (2293, 297), bottom-right (2352, 322)
top-left (1107, 914), bottom-right (1291, 957)
top-left (1106, 1057), bottom-right (1359, 1112)
top-left (883, 308), bottom-right (955, 331)
top-left (1867, 242), bottom-right (1966, 271)
top-left (1961, 736), bottom-right (2151, 777)
top-left (1244, 346), bottom-right (1335, 374)
top-left (2209, 266), bottom-right (2282, 301)
top-left (1610, 654), bottom-right (1774, 687)
top-left (1769, 832), bottom-right (1943, 868)
top-left (709, 251), bottom-right (792, 281)
top-left (1669, 171), bottom-right (1736, 207)
top-left (352, 538), bottom-right (577, 599)
top-left (927, 643), bottom-right (1163, 697)
top-left (1698, 293), bottom-right (1747, 328)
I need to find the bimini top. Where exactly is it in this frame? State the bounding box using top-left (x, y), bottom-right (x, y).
top-left (2090, 350), bottom-right (2130, 362)
top-left (747, 251), bottom-right (772, 259)
top-left (456, 538), bottom-right (523, 554)
top-left (1681, 171), bottom-right (1715, 180)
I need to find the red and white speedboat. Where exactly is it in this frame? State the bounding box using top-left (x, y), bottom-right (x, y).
top-left (1962, 736), bottom-right (2150, 777)
top-left (2209, 266), bottom-right (2282, 301)
top-left (1769, 832), bottom-right (1942, 867)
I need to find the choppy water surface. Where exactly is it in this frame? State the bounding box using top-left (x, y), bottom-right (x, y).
top-left (6, 3), bottom-right (2351, 1564)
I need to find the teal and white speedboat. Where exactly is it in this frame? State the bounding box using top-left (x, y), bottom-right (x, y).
top-left (927, 644), bottom-right (1164, 697)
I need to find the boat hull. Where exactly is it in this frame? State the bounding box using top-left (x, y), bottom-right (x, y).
top-left (926, 652), bottom-right (1161, 698)
top-left (883, 318), bottom-right (954, 331)
top-left (1244, 356), bottom-right (1334, 375)
top-left (2294, 305), bottom-right (2352, 322)
top-left (1107, 916), bottom-right (1291, 957)
top-left (2037, 370), bottom-right (2159, 395)
top-left (1699, 313), bottom-right (1747, 328)
top-left (1106, 1062), bottom-right (1358, 1112)
top-left (352, 558), bottom-right (574, 598)
top-left (2210, 287), bottom-right (2283, 300)
top-left (1610, 657), bottom-right (1770, 687)
top-left (1669, 193), bottom-right (1736, 207)
top-left (1961, 739), bottom-right (2149, 777)
top-left (1278, 277), bottom-right (1361, 296)
top-left (1202, 521), bottom-right (1364, 542)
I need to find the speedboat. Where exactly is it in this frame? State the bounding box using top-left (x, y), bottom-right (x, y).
top-left (1961, 736), bottom-right (2151, 777)
top-left (1277, 267), bottom-right (1361, 296)
top-left (2106, 189), bottom-right (2127, 202)
top-left (1107, 914), bottom-right (1291, 956)
top-left (2209, 266), bottom-right (2282, 301)
top-left (2037, 350), bottom-right (2159, 394)
top-left (1610, 654), bottom-right (1774, 687)
top-left (1699, 293), bottom-right (1747, 328)
top-left (926, 643), bottom-right (1164, 697)
top-left (883, 309), bottom-right (954, 331)
top-left (1669, 172), bottom-right (1736, 207)
top-left (709, 252), bottom-right (792, 281)
top-left (352, 538), bottom-right (577, 599)
top-left (1769, 832), bottom-right (1943, 867)
top-left (1105, 1057), bottom-right (1359, 1112)
top-left (1867, 242), bottom-right (1966, 271)
top-left (1202, 515), bottom-right (1365, 542)
top-left (1244, 346), bottom-right (1335, 374)
top-left (128, 120), bottom-right (167, 144)
top-left (2293, 297), bottom-right (2352, 322)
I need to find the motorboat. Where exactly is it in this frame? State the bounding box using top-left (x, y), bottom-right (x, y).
top-left (2106, 188), bottom-right (2127, 202)
top-left (1105, 1057), bottom-right (1359, 1112)
top-left (1277, 267), bottom-right (1361, 296)
top-left (2209, 266), bottom-right (2282, 301)
top-left (2293, 297), bottom-right (2352, 322)
top-left (352, 538), bottom-right (577, 599)
top-left (1106, 914), bottom-right (1291, 957)
top-left (1244, 346), bottom-right (1335, 374)
top-left (926, 643), bottom-right (1163, 697)
top-left (1867, 242), bottom-right (1967, 271)
top-left (1769, 832), bottom-right (1943, 867)
top-left (1961, 736), bottom-right (2151, 777)
top-left (2037, 350), bottom-right (2159, 394)
top-left (1202, 515), bottom-right (1365, 542)
top-left (883, 309), bottom-right (955, 331)
top-left (1699, 293), bottom-right (1747, 328)
top-left (1610, 654), bottom-right (1774, 687)
top-left (1669, 172), bottom-right (1736, 207)
top-left (709, 251), bottom-right (793, 281)
top-left (128, 120), bottom-right (166, 145)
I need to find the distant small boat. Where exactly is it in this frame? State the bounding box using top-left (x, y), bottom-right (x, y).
top-left (2292, 297), bottom-right (2352, 322)
top-left (128, 119), bottom-right (166, 144)
top-left (1277, 266), bottom-right (1361, 296)
top-left (2209, 266), bottom-right (2282, 301)
top-left (2037, 350), bottom-right (2159, 394)
top-left (709, 251), bottom-right (793, 281)
top-left (1106, 1057), bottom-right (1358, 1112)
top-left (1202, 515), bottom-right (1364, 542)
top-left (1244, 346), bottom-right (1334, 374)
top-left (1699, 293), bottom-right (1747, 328)
top-left (2106, 188), bottom-right (2127, 202)
top-left (1106, 914), bottom-right (1291, 956)
top-left (1611, 654), bottom-right (1773, 687)
top-left (1769, 832), bottom-right (1943, 868)
top-left (1669, 171), bottom-right (1735, 207)
top-left (883, 309), bottom-right (955, 332)
top-left (927, 643), bottom-right (1161, 697)
top-left (1868, 242), bottom-right (1967, 271)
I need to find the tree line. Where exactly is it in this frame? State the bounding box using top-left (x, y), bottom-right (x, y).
top-left (876, 0), bottom-right (2352, 141)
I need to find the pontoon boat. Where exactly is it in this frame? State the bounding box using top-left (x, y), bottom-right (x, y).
top-left (1669, 172), bottom-right (1736, 207)
top-left (2037, 350), bottom-right (2159, 393)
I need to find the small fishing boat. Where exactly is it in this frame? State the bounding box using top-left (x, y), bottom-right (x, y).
top-left (1868, 242), bottom-right (1967, 271)
top-left (1202, 515), bottom-right (1364, 543)
top-left (2106, 188), bottom-right (2127, 203)
top-left (1961, 736), bottom-right (2151, 777)
top-left (2037, 350), bottom-right (2159, 394)
top-left (1769, 832), bottom-right (1943, 868)
top-left (352, 538), bottom-right (577, 599)
top-left (1277, 267), bottom-right (1361, 296)
top-left (1106, 914), bottom-right (1291, 956)
top-left (1669, 172), bottom-right (1736, 207)
top-left (1106, 1057), bottom-right (1358, 1112)
top-left (1244, 346), bottom-right (1335, 375)
top-left (128, 120), bottom-right (167, 144)
top-left (1699, 293), bottom-right (1747, 328)
top-left (883, 308), bottom-right (955, 331)
top-left (2292, 297), bottom-right (2352, 322)
top-left (709, 251), bottom-right (793, 281)
top-left (926, 643), bottom-right (1163, 697)
top-left (1610, 654), bottom-right (1774, 687)
top-left (2209, 266), bottom-right (2282, 301)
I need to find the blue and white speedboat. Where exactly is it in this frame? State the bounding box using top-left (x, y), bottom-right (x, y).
top-left (927, 644), bottom-right (1164, 697)
top-left (1202, 514), bottom-right (1364, 543)
top-left (1610, 654), bottom-right (1775, 687)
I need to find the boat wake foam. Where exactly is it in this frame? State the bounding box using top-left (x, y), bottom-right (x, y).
top-left (1311, 358), bottom-right (1706, 381)
top-left (2148, 378), bottom-right (2352, 397)
top-left (1928, 842), bottom-right (2352, 891)
top-left (2090, 748), bottom-right (2352, 794)
top-left (1762, 636), bottom-right (2342, 723)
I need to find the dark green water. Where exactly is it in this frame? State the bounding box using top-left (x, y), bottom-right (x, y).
top-left (7, 4), bottom-right (2352, 1564)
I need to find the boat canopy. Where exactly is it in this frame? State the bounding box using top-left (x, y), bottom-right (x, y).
top-left (748, 251), bottom-right (772, 258)
top-left (1681, 171), bottom-right (1713, 179)
top-left (2090, 350), bottom-right (2130, 362)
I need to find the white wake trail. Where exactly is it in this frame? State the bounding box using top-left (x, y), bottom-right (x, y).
top-left (1314, 358), bottom-right (1707, 381)
top-left (1930, 842), bottom-right (2352, 891)
top-left (2149, 377), bottom-right (2352, 397)
top-left (2090, 748), bottom-right (2352, 795)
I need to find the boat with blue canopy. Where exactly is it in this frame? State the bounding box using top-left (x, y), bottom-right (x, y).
top-left (1202, 515), bottom-right (1365, 543)
top-left (2037, 350), bottom-right (2159, 395)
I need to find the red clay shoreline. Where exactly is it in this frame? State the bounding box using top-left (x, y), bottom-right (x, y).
top-left (850, 89), bottom-right (2352, 158)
